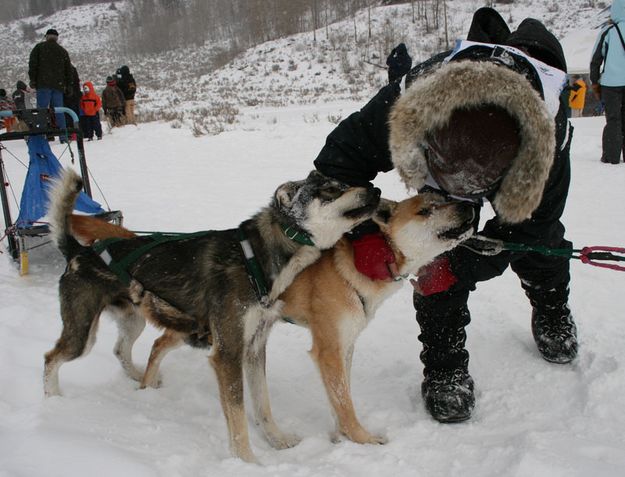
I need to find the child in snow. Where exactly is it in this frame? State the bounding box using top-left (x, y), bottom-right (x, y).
top-left (80, 81), bottom-right (103, 140)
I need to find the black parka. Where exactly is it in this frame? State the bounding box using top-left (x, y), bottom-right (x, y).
top-left (314, 8), bottom-right (573, 290)
top-left (28, 38), bottom-right (73, 91)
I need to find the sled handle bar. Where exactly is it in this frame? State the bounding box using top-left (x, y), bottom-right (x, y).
top-left (0, 107), bottom-right (80, 128)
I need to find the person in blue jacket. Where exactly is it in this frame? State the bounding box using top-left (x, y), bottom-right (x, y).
top-left (590, 0), bottom-right (625, 164)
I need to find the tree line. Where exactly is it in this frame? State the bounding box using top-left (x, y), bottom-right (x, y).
top-left (116, 0), bottom-right (377, 55)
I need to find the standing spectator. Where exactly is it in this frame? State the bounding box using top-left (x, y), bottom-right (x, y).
top-left (115, 65), bottom-right (137, 124)
top-left (568, 75), bottom-right (587, 118)
top-left (11, 81), bottom-right (36, 132)
top-left (101, 76), bottom-right (125, 127)
top-left (28, 28), bottom-right (73, 131)
top-left (79, 81), bottom-right (103, 141)
top-left (0, 89), bottom-right (16, 131)
top-left (64, 65), bottom-right (82, 132)
top-left (590, 0), bottom-right (625, 164)
top-left (386, 43), bottom-right (412, 84)
top-left (12, 81), bottom-right (36, 110)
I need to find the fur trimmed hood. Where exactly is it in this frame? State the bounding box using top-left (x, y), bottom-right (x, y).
top-left (389, 60), bottom-right (555, 224)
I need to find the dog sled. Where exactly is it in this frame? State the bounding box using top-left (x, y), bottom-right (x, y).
top-left (0, 107), bottom-right (123, 274)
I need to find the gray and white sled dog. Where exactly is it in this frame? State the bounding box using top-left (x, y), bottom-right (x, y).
top-left (43, 168), bottom-right (380, 463)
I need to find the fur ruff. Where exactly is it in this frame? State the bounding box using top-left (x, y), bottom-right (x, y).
top-left (389, 60), bottom-right (555, 223)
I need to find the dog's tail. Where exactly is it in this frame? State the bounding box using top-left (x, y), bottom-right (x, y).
top-left (69, 215), bottom-right (136, 245)
top-left (48, 169), bottom-right (85, 260)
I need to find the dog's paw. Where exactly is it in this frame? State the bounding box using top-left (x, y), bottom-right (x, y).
top-left (330, 430), bottom-right (342, 444)
top-left (267, 432), bottom-right (301, 450)
top-left (343, 428), bottom-right (388, 445)
top-left (139, 376), bottom-right (163, 389)
top-left (44, 389), bottom-right (62, 398)
top-left (364, 433), bottom-right (388, 445)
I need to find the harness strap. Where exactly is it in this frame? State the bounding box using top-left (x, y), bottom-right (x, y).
top-left (91, 222), bottom-right (312, 303)
top-left (237, 224), bottom-right (270, 307)
top-left (92, 230), bottom-right (213, 285)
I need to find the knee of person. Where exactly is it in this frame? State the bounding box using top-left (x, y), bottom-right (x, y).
top-left (413, 286), bottom-right (472, 312)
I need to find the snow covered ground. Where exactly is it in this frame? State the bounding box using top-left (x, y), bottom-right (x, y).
top-left (1, 105), bottom-right (625, 476)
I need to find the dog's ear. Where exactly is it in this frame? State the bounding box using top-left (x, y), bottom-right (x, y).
top-left (372, 198), bottom-right (397, 229)
top-left (274, 180), bottom-right (301, 209)
top-left (306, 170), bottom-right (326, 182)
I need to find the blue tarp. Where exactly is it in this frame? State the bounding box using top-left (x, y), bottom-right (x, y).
top-left (16, 135), bottom-right (104, 228)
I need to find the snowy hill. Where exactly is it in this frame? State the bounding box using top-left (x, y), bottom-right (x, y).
top-left (0, 0), bottom-right (606, 130)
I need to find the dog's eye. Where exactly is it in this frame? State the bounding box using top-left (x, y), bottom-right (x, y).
top-left (416, 207), bottom-right (432, 217)
top-left (320, 186), bottom-right (342, 200)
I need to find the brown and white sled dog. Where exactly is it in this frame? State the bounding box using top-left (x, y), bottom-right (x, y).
top-left (44, 168), bottom-right (380, 463)
top-left (279, 194), bottom-right (474, 444)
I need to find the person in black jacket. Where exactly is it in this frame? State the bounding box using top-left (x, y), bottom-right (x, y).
top-left (28, 28), bottom-right (73, 130)
top-left (386, 43), bottom-right (412, 83)
top-left (115, 65), bottom-right (137, 124)
top-left (314, 8), bottom-right (576, 423)
top-left (12, 81), bottom-right (30, 110)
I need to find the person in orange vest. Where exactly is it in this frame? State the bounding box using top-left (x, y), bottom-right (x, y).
top-left (79, 81), bottom-right (102, 140)
top-left (569, 75), bottom-right (587, 118)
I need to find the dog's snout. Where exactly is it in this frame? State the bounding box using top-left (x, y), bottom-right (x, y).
top-left (361, 187), bottom-right (381, 205)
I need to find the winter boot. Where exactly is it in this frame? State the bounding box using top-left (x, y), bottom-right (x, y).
top-left (415, 294), bottom-right (474, 423)
top-left (525, 283), bottom-right (578, 364)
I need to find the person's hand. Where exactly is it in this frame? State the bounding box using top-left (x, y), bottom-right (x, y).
top-left (592, 83), bottom-right (601, 101)
top-left (351, 232), bottom-right (397, 281)
top-left (411, 256), bottom-right (458, 296)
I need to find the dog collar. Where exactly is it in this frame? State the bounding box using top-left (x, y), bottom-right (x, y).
top-left (280, 223), bottom-right (315, 246)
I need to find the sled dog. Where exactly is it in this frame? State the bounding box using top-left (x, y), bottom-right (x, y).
top-left (279, 193), bottom-right (474, 444)
top-left (142, 192), bottom-right (475, 445)
top-left (44, 168), bottom-right (380, 463)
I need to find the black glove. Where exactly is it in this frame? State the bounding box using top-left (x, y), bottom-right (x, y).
top-left (386, 43), bottom-right (412, 84)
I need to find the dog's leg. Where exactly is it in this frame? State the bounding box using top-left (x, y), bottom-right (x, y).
top-left (309, 319), bottom-right (387, 445)
top-left (44, 301), bottom-right (102, 397)
top-left (243, 305), bottom-right (300, 450)
top-left (109, 304), bottom-right (146, 382)
top-left (140, 329), bottom-right (184, 389)
top-left (210, 346), bottom-right (257, 463)
top-left (245, 334), bottom-right (301, 450)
